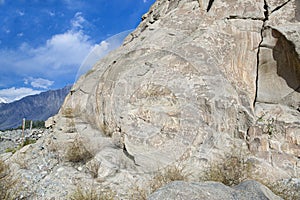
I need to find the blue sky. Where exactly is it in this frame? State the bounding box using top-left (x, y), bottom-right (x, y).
top-left (0, 0), bottom-right (155, 103)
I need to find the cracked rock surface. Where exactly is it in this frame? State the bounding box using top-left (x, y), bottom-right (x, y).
top-left (2, 0), bottom-right (299, 199)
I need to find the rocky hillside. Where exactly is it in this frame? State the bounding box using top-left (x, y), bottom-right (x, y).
top-left (1, 0), bottom-right (299, 199)
top-left (0, 85), bottom-right (71, 130)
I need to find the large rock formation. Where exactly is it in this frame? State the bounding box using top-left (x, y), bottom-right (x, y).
top-left (2, 0), bottom-right (299, 199)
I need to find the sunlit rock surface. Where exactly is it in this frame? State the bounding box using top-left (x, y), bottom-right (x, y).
top-left (2, 0), bottom-right (299, 199)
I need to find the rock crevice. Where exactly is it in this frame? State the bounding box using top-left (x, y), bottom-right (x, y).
top-left (271, 0), bottom-right (292, 13)
top-left (206, 0), bottom-right (215, 12)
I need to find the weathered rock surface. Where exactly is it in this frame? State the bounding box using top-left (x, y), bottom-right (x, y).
top-left (2, 0), bottom-right (299, 199)
top-left (148, 180), bottom-right (282, 200)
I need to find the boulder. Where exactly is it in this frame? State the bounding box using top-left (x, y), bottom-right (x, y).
top-left (148, 180), bottom-right (282, 200)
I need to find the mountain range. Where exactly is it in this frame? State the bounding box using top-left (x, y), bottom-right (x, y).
top-left (0, 85), bottom-right (71, 130)
top-left (0, 97), bottom-right (7, 104)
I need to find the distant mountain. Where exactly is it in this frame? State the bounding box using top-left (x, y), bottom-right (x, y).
top-left (0, 85), bottom-right (71, 130)
top-left (0, 97), bottom-right (8, 104)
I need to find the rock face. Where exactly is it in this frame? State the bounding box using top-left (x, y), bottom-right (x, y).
top-left (148, 180), bottom-right (282, 200)
top-left (3, 0), bottom-right (299, 199)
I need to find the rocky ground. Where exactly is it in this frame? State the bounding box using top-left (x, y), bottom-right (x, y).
top-left (0, 129), bottom-right (49, 154)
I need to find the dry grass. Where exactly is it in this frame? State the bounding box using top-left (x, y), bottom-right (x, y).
top-left (69, 185), bottom-right (115, 200)
top-left (150, 165), bottom-right (189, 192)
top-left (65, 137), bottom-right (93, 163)
top-left (265, 180), bottom-right (300, 200)
top-left (203, 153), bottom-right (253, 186)
top-left (87, 160), bottom-right (100, 179)
top-left (62, 107), bottom-right (75, 118)
top-left (129, 165), bottom-right (189, 199)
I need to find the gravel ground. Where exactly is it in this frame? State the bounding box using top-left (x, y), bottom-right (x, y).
top-left (0, 129), bottom-right (48, 154)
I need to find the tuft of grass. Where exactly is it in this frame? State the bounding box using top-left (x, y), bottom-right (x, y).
top-left (65, 137), bottom-right (93, 163)
top-left (87, 160), bottom-right (100, 179)
top-left (150, 165), bottom-right (189, 192)
top-left (203, 153), bottom-right (253, 186)
top-left (265, 180), bottom-right (300, 200)
top-left (22, 138), bottom-right (36, 146)
top-left (129, 165), bottom-right (189, 200)
top-left (5, 148), bottom-right (17, 154)
top-left (62, 107), bottom-right (75, 118)
top-left (69, 185), bottom-right (115, 200)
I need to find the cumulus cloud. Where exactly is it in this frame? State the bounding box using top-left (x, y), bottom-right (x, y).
top-left (0, 12), bottom-right (94, 78)
top-left (0, 12), bottom-right (131, 96)
top-left (0, 29), bottom-right (94, 81)
top-left (24, 77), bottom-right (54, 89)
top-left (31, 30), bottom-right (93, 69)
top-left (0, 87), bottom-right (42, 103)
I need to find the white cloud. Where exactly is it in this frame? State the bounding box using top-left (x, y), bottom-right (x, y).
top-left (143, 0), bottom-right (147, 2)
top-left (63, 0), bottom-right (85, 10)
top-left (30, 30), bottom-right (93, 69)
top-left (0, 29), bottom-right (94, 79)
top-left (17, 32), bottom-right (23, 37)
top-left (48, 11), bottom-right (55, 17)
top-left (17, 10), bottom-right (25, 16)
top-left (24, 77), bottom-right (54, 89)
top-left (0, 12), bottom-right (94, 78)
top-left (0, 12), bottom-right (132, 91)
top-left (71, 12), bottom-right (86, 29)
top-left (0, 87), bottom-right (42, 103)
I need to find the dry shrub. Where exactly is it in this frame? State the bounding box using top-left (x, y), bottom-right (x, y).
top-left (86, 160), bottom-right (100, 179)
top-left (150, 165), bottom-right (188, 192)
top-left (62, 107), bottom-right (75, 118)
top-left (130, 165), bottom-right (189, 200)
top-left (203, 154), bottom-right (253, 186)
top-left (66, 137), bottom-right (93, 163)
top-left (0, 159), bottom-right (18, 200)
top-left (266, 180), bottom-right (300, 200)
top-left (129, 184), bottom-right (148, 200)
top-left (70, 185), bottom-right (115, 200)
